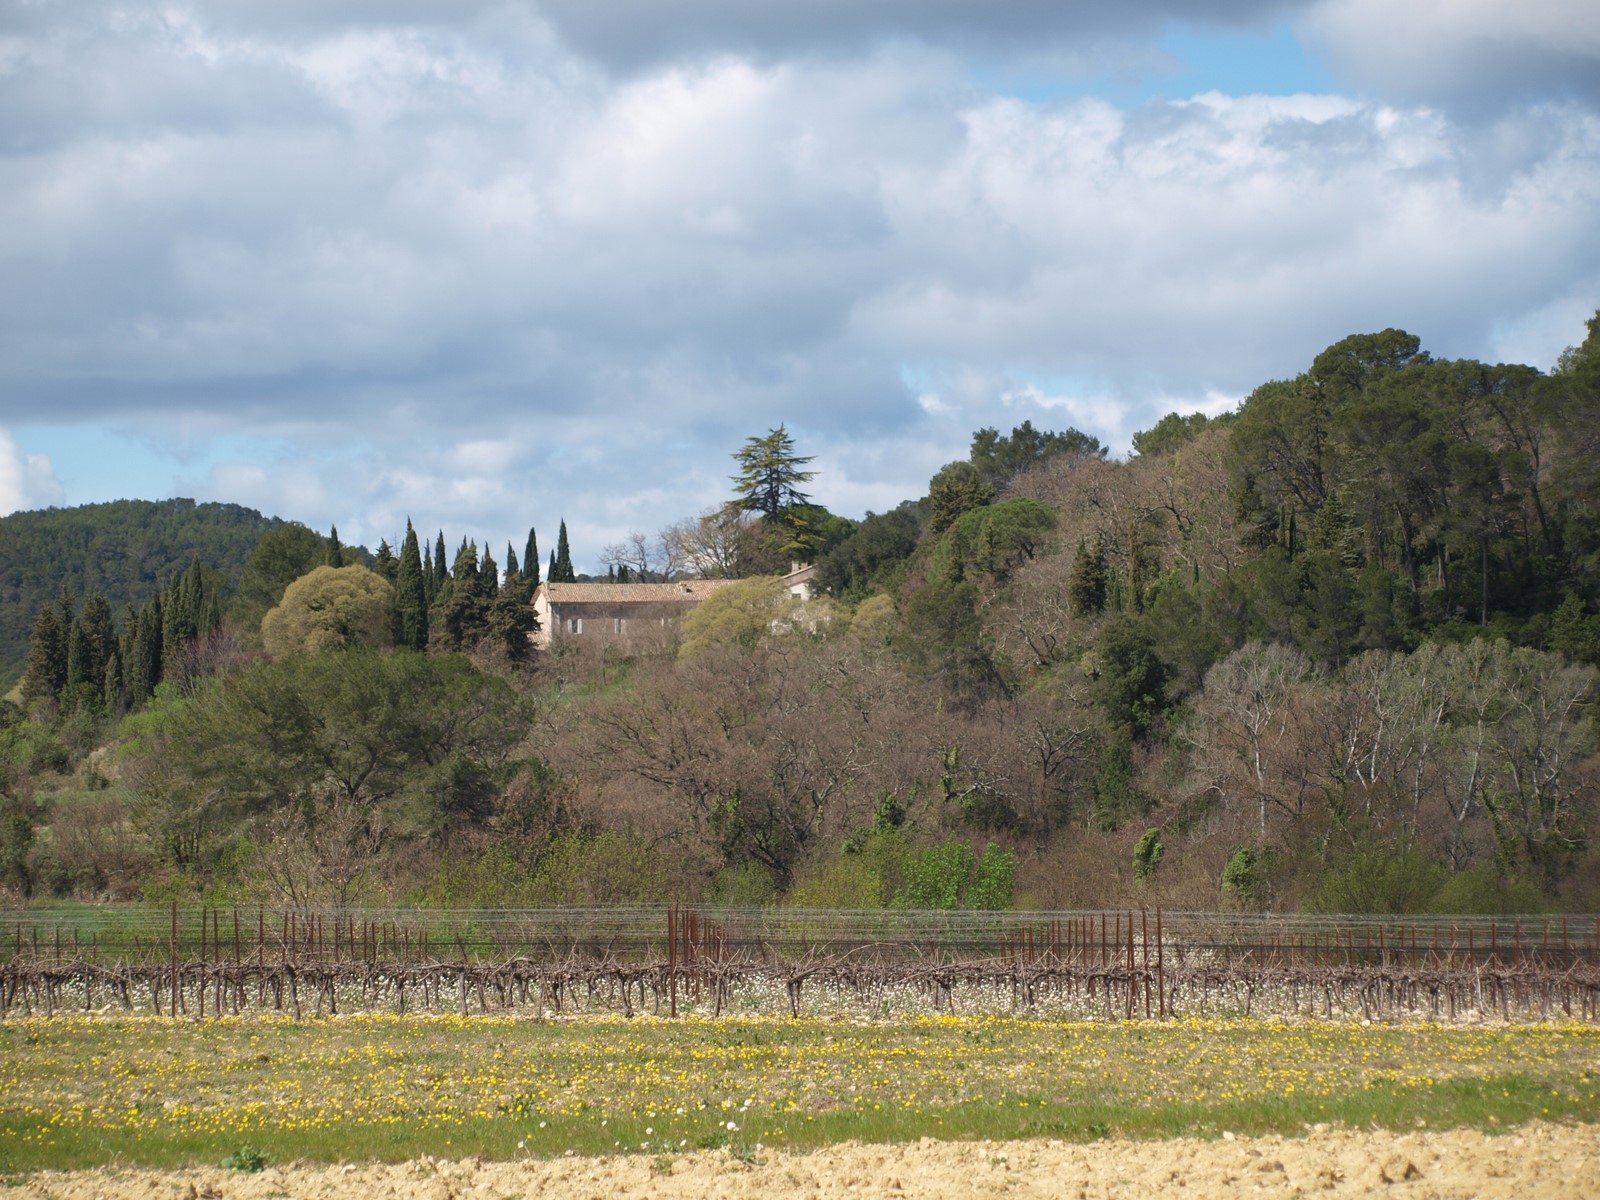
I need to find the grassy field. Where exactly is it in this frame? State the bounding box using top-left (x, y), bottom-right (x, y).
top-left (1, 1012), bottom-right (1597, 1174)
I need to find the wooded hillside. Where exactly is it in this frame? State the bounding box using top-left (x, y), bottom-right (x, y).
top-left (0, 500), bottom-right (285, 690)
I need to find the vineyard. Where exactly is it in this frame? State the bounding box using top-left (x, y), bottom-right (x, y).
top-left (5, 905), bottom-right (1599, 1024)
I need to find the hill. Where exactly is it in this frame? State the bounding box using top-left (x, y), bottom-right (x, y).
top-left (0, 498), bottom-right (286, 689)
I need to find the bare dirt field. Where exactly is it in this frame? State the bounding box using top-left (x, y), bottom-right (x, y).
top-left (4, 1122), bottom-right (1596, 1200)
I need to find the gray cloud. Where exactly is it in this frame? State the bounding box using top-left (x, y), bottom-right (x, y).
top-left (529, 0), bottom-right (1291, 71)
top-left (1301, 0), bottom-right (1600, 114)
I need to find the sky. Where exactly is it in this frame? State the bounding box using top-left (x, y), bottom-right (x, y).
top-left (2, 1), bottom-right (1598, 572)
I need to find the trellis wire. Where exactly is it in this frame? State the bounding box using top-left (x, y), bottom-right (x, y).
top-left (2, 904), bottom-right (1595, 1023)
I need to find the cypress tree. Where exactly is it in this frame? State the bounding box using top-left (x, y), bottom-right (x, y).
top-left (394, 521), bottom-right (429, 652)
top-left (325, 525), bottom-right (346, 568)
top-left (130, 597), bottom-right (163, 704)
top-left (20, 605), bottom-right (68, 707)
top-left (482, 546), bottom-right (500, 599)
top-left (103, 645), bottom-right (123, 714)
top-left (1068, 536), bottom-right (1109, 617)
top-left (78, 591), bottom-right (116, 684)
top-left (548, 549), bottom-right (557, 580)
top-left (452, 538), bottom-right (479, 584)
top-left (65, 618), bottom-right (89, 688)
top-left (505, 543), bottom-right (520, 583)
top-left (434, 532), bottom-right (449, 590)
top-left (523, 528), bottom-right (539, 585)
top-left (554, 520), bottom-right (575, 583)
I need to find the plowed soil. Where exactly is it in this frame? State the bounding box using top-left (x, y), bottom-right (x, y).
top-left (4, 1122), bottom-right (1595, 1199)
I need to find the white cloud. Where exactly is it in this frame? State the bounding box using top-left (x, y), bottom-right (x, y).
top-left (0, 5), bottom-right (1595, 565)
top-left (0, 430), bottom-right (66, 516)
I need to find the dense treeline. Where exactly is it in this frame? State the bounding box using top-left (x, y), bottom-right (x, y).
top-left (0, 499), bottom-right (295, 689)
top-left (2, 317), bottom-right (1598, 914)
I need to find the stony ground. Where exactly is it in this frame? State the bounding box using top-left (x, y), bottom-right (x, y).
top-left (4, 1122), bottom-right (1596, 1199)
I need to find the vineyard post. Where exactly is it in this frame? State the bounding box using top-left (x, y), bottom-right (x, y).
top-left (667, 904), bottom-right (677, 1018)
top-left (169, 900), bottom-right (178, 1019)
top-left (1140, 909), bottom-right (1150, 1018)
top-left (1125, 910), bottom-right (1135, 1019)
top-left (1156, 908), bottom-right (1165, 1019)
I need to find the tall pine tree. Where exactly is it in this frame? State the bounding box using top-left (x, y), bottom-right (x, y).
top-left (372, 538), bottom-right (398, 581)
top-left (523, 528), bottom-right (539, 585)
top-left (78, 591), bottom-right (117, 685)
top-left (504, 543), bottom-right (520, 584)
top-left (19, 604), bottom-right (67, 707)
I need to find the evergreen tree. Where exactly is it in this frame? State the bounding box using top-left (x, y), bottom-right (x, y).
top-left (439, 540), bottom-right (491, 650)
top-left (505, 543), bottom-right (520, 584)
top-left (394, 521), bottom-right (430, 652)
top-left (19, 604), bottom-right (67, 707)
top-left (553, 520), bottom-right (576, 582)
top-left (63, 618), bottom-right (91, 712)
top-left (325, 525), bottom-right (346, 568)
top-left (452, 538), bottom-right (479, 585)
top-left (127, 597), bottom-right (163, 705)
top-left (523, 528), bottom-right (539, 585)
top-left (102, 645), bottom-right (123, 713)
top-left (433, 532), bottom-right (449, 591)
top-left (372, 538), bottom-right (398, 582)
top-left (548, 549), bottom-right (557, 581)
top-left (78, 591), bottom-right (116, 685)
top-left (731, 425), bottom-right (816, 520)
top-left (481, 546), bottom-right (499, 599)
top-left (1069, 536), bottom-right (1109, 617)
top-left (485, 588), bottom-right (540, 663)
top-left (926, 462), bottom-right (993, 537)
top-left (65, 614), bottom-right (88, 688)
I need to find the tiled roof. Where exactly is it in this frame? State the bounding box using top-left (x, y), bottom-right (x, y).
top-left (537, 580), bottom-right (737, 603)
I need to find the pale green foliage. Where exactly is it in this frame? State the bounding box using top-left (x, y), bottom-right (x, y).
top-left (677, 576), bottom-right (793, 658)
top-left (1308, 848), bottom-right (1445, 914)
top-left (422, 831), bottom-right (667, 906)
top-left (261, 565), bottom-right (393, 658)
top-left (848, 593), bottom-right (898, 643)
top-left (893, 837), bottom-right (1015, 910)
top-left (787, 830), bottom-right (908, 908)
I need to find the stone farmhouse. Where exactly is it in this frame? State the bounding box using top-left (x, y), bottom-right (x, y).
top-left (530, 564), bottom-right (818, 649)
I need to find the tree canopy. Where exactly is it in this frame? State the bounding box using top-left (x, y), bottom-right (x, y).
top-left (261, 565), bottom-right (394, 658)
top-left (731, 426), bottom-right (816, 521)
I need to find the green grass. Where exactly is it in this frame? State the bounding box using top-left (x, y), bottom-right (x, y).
top-left (0, 1012), bottom-right (1595, 1173)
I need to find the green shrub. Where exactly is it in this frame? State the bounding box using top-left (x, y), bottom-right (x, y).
top-left (1221, 846), bottom-right (1269, 909)
top-left (893, 837), bottom-right (1015, 910)
top-left (1132, 828), bottom-right (1164, 881)
top-left (1308, 848), bottom-right (1446, 914)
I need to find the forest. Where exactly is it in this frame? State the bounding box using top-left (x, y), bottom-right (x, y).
top-left (2, 315), bottom-right (1599, 916)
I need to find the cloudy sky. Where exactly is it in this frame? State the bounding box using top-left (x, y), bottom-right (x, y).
top-left (2, 1), bottom-right (1597, 571)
